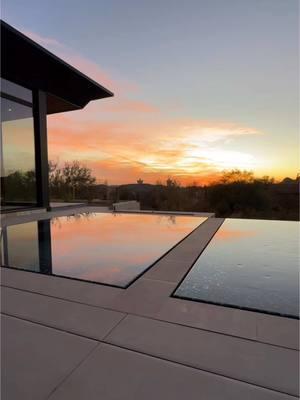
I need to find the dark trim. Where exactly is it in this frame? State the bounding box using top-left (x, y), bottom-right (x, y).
top-left (0, 92), bottom-right (32, 107)
top-left (33, 90), bottom-right (49, 209)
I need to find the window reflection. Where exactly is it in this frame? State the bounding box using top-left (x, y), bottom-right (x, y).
top-left (1, 96), bottom-right (37, 207)
top-left (1, 220), bottom-right (52, 273)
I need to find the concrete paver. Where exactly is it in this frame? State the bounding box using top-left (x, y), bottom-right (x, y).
top-left (1, 267), bottom-right (122, 308)
top-left (1, 314), bottom-right (98, 400)
top-left (2, 286), bottom-right (126, 340)
top-left (106, 314), bottom-right (299, 396)
top-left (48, 343), bottom-right (297, 400)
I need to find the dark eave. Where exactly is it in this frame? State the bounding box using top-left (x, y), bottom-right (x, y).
top-left (1, 20), bottom-right (113, 114)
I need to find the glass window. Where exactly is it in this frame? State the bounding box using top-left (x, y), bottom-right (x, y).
top-left (1, 96), bottom-right (37, 207)
top-left (1, 78), bottom-right (32, 103)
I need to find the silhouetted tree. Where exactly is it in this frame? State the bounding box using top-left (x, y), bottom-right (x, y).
top-left (207, 170), bottom-right (273, 217)
top-left (3, 169), bottom-right (36, 202)
top-left (219, 169), bottom-right (254, 184)
top-left (49, 160), bottom-right (96, 201)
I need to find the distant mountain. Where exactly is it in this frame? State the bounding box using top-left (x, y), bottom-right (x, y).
top-left (119, 183), bottom-right (155, 193)
top-left (281, 177), bottom-right (298, 184)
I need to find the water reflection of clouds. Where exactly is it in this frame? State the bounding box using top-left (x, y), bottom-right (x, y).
top-left (49, 213), bottom-right (205, 286)
top-left (3, 213), bottom-right (206, 286)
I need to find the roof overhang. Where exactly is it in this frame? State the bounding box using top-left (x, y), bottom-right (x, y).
top-left (1, 20), bottom-right (113, 114)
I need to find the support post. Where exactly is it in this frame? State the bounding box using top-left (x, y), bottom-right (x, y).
top-left (33, 90), bottom-right (50, 210)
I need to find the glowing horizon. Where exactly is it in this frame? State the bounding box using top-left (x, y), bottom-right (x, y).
top-left (47, 109), bottom-right (298, 185)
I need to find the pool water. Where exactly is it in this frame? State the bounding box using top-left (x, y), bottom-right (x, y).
top-left (174, 219), bottom-right (299, 318)
top-left (1, 212), bottom-right (206, 288)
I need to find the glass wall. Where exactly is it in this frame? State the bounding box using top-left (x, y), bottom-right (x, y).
top-left (1, 79), bottom-right (37, 210)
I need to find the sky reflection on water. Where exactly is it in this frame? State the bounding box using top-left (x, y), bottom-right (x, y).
top-left (1, 212), bottom-right (205, 287)
top-left (175, 219), bottom-right (299, 318)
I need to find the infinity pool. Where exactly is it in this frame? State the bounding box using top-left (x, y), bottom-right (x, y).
top-left (174, 219), bottom-right (299, 318)
top-left (1, 213), bottom-right (206, 287)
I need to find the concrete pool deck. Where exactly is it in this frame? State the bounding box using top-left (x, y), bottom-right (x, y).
top-left (1, 207), bottom-right (299, 399)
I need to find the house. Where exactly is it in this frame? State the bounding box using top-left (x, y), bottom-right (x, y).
top-left (0, 20), bottom-right (113, 213)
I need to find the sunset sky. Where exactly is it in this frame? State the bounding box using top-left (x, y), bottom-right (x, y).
top-left (3, 0), bottom-right (299, 185)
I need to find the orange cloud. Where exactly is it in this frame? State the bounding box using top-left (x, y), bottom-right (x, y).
top-left (47, 111), bottom-right (261, 185)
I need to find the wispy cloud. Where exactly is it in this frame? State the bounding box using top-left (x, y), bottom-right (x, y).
top-left (22, 30), bottom-right (65, 48)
